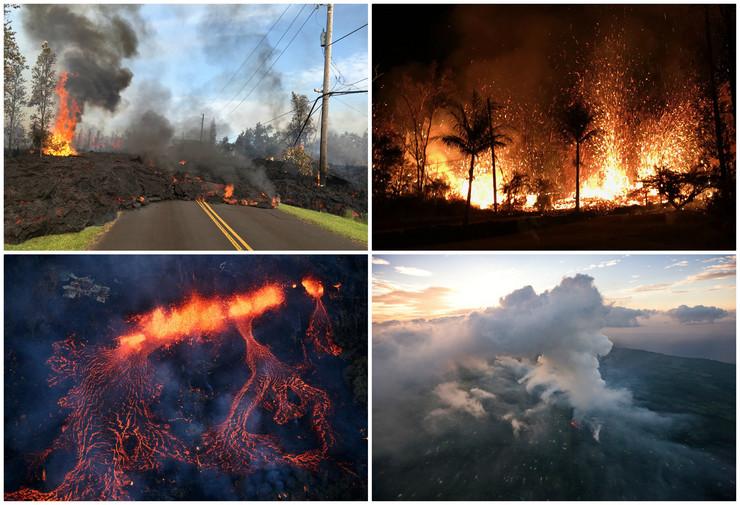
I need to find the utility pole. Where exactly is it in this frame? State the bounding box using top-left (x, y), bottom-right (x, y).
top-left (318, 4), bottom-right (334, 187)
top-left (199, 113), bottom-right (205, 143)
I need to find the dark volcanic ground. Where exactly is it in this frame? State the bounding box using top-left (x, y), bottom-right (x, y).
top-left (373, 347), bottom-right (735, 500)
top-left (4, 152), bottom-right (367, 244)
top-left (5, 255), bottom-right (368, 500)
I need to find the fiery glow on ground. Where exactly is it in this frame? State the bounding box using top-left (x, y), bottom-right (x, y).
top-left (6, 281), bottom-right (344, 501)
top-left (420, 35), bottom-right (712, 212)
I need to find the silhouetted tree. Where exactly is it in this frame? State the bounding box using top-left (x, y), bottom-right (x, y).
top-left (502, 171), bottom-right (529, 211)
top-left (561, 100), bottom-right (599, 212)
top-left (704, 6), bottom-right (731, 204)
top-left (642, 166), bottom-right (712, 210)
top-left (397, 64), bottom-right (449, 195)
top-left (28, 41), bottom-right (57, 156)
top-left (372, 118), bottom-right (405, 198)
top-left (425, 177), bottom-right (451, 200)
top-left (285, 92), bottom-right (316, 146)
top-left (4, 5), bottom-right (27, 154)
top-left (485, 97), bottom-right (511, 212)
top-left (442, 91), bottom-right (489, 226)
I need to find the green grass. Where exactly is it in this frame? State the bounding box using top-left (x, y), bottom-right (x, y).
top-left (6, 222), bottom-right (113, 251)
top-left (278, 204), bottom-right (368, 244)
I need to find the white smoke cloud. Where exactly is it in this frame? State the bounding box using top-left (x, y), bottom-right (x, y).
top-left (430, 381), bottom-right (492, 418)
top-left (375, 275), bottom-right (632, 418)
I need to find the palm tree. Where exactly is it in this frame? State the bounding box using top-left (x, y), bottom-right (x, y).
top-left (442, 91), bottom-right (490, 226)
top-left (485, 97), bottom-right (511, 213)
top-left (562, 100), bottom-right (599, 212)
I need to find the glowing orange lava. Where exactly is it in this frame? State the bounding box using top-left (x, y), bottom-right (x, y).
top-left (6, 281), bottom-right (340, 501)
top-left (302, 278), bottom-right (342, 357)
top-left (43, 72), bottom-right (79, 157)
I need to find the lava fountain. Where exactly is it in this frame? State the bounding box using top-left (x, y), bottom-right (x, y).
top-left (43, 72), bottom-right (80, 157)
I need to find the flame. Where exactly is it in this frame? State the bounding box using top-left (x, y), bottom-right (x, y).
top-left (411, 32), bottom-right (711, 212)
top-left (179, 160), bottom-right (187, 166)
top-left (224, 184), bottom-right (234, 199)
top-left (302, 277), bottom-right (324, 298)
top-left (301, 277), bottom-right (342, 357)
top-left (117, 285), bottom-right (284, 356)
top-left (43, 72), bottom-right (79, 157)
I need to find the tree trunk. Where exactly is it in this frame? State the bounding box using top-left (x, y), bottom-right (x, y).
top-left (464, 154), bottom-right (475, 227)
top-left (491, 146), bottom-right (497, 213)
top-left (704, 6), bottom-right (729, 201)
top-left (487, 98), bottom-right (498, 213)
top-left (575, 141), bottom-right (580, 212)
top-left (8, 106), bottom-right (15, 154)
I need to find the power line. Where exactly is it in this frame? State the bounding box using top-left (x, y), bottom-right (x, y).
top-left (324, 23), bottom-right (367, 47)
top-left (217, 4), bottom-right (307, 116)
top-left (262, 107), bottom-right (296, 125)
top-left (334, 96), bottom-right (366, 116)
top-left (216, 4), bottom-right (290, 95)
top-left (292, 90), bottom-right (367, 146)
top-left (335, 76), bottom-right (368, 91)
top-left (228, 5), bottom-right (318, 116)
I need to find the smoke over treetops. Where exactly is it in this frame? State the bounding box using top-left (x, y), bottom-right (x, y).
top-left (22, 5), bottom-right (139, 112)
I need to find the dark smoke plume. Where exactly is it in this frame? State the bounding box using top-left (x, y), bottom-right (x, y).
top-left (22, 5), bottom-right (139, 112)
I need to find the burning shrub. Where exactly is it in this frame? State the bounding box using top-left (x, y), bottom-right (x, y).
top-left (641, 166), bottom-right (713, 210)
top-left (283, 145), bottom-right (314, 178)
top-left (502, 171), bottom-right (531, 211)
top-left (424, 177), bottom-right (451, 200)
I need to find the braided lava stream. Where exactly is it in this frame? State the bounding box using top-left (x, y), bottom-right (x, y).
top-left (6, 280), bottom-right (343, 501)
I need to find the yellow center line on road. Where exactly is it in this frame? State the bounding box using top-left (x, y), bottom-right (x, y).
top-left (195, 198), bottom-right (254, 251)
top-left (195, 199), bottom-right (242, 250)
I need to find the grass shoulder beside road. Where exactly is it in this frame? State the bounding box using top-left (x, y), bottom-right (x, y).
top-left (6, 219), bottom-right (116, 251)
top-left (278, 204), bottom-right (368, 244)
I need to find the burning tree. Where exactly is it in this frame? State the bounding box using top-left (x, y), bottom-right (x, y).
top-left (397, 64), bottom-right (450, 195)
top-left (28, 41), bottom-right (56, 156)
top-left (561, 100), bottom-right (599, 212)
top-left (442, 91), bottom-right (490, 226)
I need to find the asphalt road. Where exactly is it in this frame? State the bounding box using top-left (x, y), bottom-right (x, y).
top-left (93, 200), bottom-right (365, 250)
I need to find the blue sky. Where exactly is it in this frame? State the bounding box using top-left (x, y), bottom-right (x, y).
top-left (10, 4), bottom-right (368, 139)
top-left (372, 254), bottom-right (736, 322)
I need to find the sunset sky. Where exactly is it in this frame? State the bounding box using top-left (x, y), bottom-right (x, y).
top-left (373, 254), bottom-right (736, 322)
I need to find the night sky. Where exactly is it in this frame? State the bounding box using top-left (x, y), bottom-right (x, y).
top-left (373, 4), bottom-right (735, 98)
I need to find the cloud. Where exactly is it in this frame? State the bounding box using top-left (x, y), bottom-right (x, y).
top-left (665, 260), bottom-right (689, 269)
top-left (632, 283), bottom-right (672, 292)
top-left (430, 381), bottom-right (495, 418)
top-left (373, 286), bottom-right (456, 322)
top-left (372, 258), bottom-right (390, 265)
top-left (604, 306), bottom-right (651, 327)
top-left (582, 258), bottom-right (621, 271)
top-left (666, 305), bottom-right (729, 324)
top-left (394, 266), bottom-right (433, 277)
top-left (682, 256), bottom-right (736, 283)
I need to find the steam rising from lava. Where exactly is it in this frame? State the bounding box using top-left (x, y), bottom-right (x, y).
top-left (374, 275), bottom-right (638, 426)
top-left (6, 279), bottom-right (344, 501)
